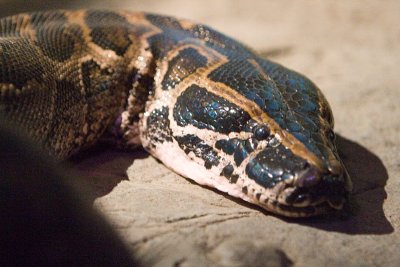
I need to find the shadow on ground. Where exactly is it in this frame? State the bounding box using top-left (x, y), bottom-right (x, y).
top-left (0, 120), bottom-right (139, 266)
top-left (68, 145), bottom-right (149, 201)
top-left (69, 135), bottom-right (393, 235)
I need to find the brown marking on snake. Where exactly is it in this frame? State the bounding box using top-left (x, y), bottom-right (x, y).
top-left (159, 46), bottom-right (326, 172)
top-left (0, 10), bottom-right (349, 217)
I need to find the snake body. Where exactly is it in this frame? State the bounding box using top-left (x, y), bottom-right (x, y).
top-left (0, 10), bottom-right (352, 217)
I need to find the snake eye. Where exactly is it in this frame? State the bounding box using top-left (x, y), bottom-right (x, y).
top-left (253, 125), bottom-right (270, 140)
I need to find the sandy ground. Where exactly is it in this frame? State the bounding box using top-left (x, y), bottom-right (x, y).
top-left (1, 1), bottom-right (399, 266)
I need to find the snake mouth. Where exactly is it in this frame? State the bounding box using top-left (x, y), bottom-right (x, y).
top-left (257, 189), bottom-right (346, 218)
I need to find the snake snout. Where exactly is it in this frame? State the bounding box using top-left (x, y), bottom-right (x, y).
top-left (280, 162), bottom-right (349, 214)
top-left (323, 170), bottom-right (351, 209)
top-left (310, 175), bottom-right (348, 210)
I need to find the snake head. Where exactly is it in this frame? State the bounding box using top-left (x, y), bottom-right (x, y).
top-left (139, 22), bottom-right (352, 217)
top-left (155, 72), bottom-right (352, 217)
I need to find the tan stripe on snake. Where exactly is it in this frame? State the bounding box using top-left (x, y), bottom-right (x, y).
top-left (0, 9), bottom-right (352, 217)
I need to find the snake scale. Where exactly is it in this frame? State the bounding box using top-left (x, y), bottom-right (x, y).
top-left (0, 10), bottom-right (352, 217)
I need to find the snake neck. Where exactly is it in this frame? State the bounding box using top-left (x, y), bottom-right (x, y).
top-left (105, 52), bottom-right (157, 149)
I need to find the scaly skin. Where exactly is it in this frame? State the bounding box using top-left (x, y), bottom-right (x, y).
top-left (0, 10), bottom-right (352, 217)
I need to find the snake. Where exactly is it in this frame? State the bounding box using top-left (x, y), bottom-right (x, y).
top-left (0, 9), bottom-right (352, 217)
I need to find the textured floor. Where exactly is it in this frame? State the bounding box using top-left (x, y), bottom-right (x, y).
top-left (2, 1), bottom-right (399, 266)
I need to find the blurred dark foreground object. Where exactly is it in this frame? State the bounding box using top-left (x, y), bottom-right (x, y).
top-left (0, 118), bottom-right (139, 267)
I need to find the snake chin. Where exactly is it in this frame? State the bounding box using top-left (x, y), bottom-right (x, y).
top-left (261, 200), bottom-right (340, 218)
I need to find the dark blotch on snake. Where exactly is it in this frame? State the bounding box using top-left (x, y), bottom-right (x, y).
top-left (30, 10), bottom-right (67, 27)
top-left (35, 21), bottom-right (82, 61)
top-left (146, 107), bottom-right (173, 145)
top-left (174, 134), bottom-right (219, 169)
top-left (221, 164), bottom-right (234, 178)
top-left (85, 10), bottom-right (133, 56)
top-left (146, 14), bottom-right (184, 59)
top-left (189, 24), bottom-right (252, 58)
top-left (246, 143), bottom-right (306, 189)
top-left (81, 60), bottom-right (115, 98)
top-left (215, 138), bottom-right (254, 166)
top-left (162, 47), bottom-right (208, 90)
top-left (230, 174), bottom-right (239, 184)
top-left (146, 14), bottom-right (184, 31)
top-left (174, 85), bottom-right (251, 134)
top-left (242, 186), bottom-right (248, 194)
top-left (29, 12), bottom-right (82, 62)
top-left (0, 39), bottom-right (45, 88)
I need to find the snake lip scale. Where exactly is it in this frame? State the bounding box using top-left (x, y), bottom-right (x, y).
top-left (0, 9), bottom-right (352, 218)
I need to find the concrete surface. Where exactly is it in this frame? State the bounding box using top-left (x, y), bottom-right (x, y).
top-left (2, 1), bottom-right (399, 266)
